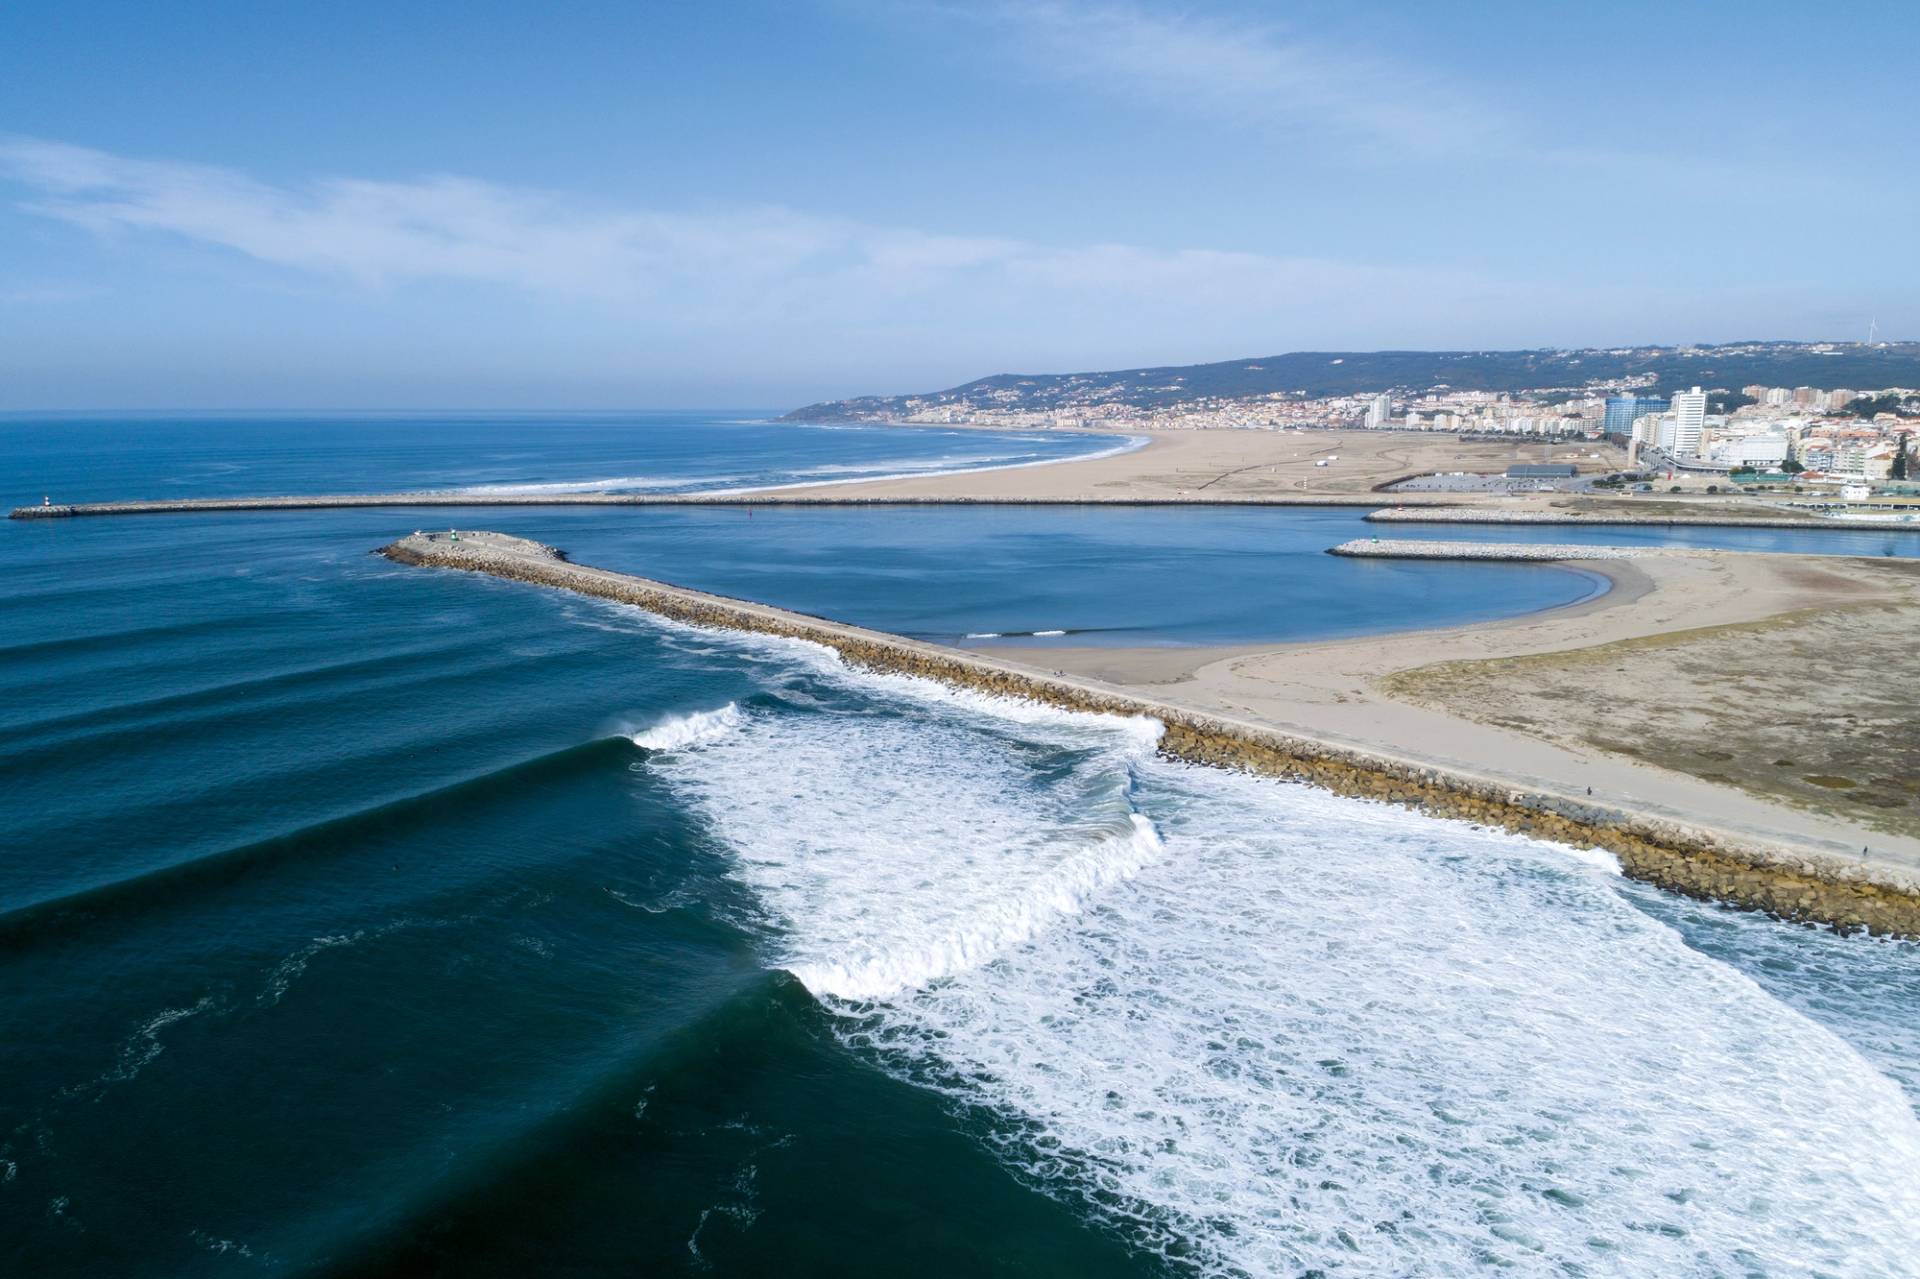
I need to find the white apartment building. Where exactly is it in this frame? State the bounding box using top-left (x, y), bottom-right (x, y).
top-left (1720, 434), bottom-right (1790, 468)
top-left (1364, 395), bottom-right (1391, 430)
top-left (1670, 387), bottom-right (1707, 456)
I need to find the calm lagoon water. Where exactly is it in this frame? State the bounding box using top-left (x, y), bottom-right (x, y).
top-left (1391, 516), bottom-right (1920, 560)
top-left (4, 416), bottom-right (1918, 1277)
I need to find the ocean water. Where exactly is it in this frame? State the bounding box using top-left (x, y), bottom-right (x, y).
top-left (4, 416), bottom-right (1919, 1277)
top-left (0, 412), bottom-right (1134, 504)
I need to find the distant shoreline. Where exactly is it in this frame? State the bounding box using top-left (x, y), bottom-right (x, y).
top-left (15, 412), bottom-right (1905, 526)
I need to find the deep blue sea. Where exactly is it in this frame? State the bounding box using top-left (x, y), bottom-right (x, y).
top-left (4, 414), bottom-right (1918, 1277)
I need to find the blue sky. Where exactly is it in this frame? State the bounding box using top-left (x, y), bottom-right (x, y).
top-left (1, 0), bottom-right (1914, 408)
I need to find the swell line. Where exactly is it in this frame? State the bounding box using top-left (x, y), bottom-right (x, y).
top-left (0, 640), bottom-right (477, 750)
top-left (0, 736), bottom-right (638, 952)
top-left (0, 615), bottom-right (255, 665)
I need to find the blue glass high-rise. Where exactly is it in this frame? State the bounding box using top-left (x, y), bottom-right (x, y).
top-left (1604, 395), bottom-right (1669, 436)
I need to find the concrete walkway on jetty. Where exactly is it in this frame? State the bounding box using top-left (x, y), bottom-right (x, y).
top-left (10, 492), bottom-right (1426, 520)
top-left (381, 529), bottom-right (1920, 936)
top-left (1365, 505), bottom-right (1920, 531)
top-left (13, 491), bottom-right (1913, 536)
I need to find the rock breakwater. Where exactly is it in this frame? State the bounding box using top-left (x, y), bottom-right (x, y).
top-left (10, 493), bottom-right (1429, 520)
top-left (381, 530), bottom-right (1920, 937)
top-left (1364, 506), bottom-right (1916, 531)
top-left (1330, 539), bottom-right (1646, 561)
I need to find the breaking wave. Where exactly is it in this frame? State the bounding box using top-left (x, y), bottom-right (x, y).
top-left (709, 434), bottom-right (1149, 494)
top-left (454, 474), bottom-right (699, 494)
top-left (634, 632), bottom-right (1920, 1276)
top-left (627, 704), bottom-right (744, 752)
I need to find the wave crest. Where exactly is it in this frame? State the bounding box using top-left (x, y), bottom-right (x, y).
top-left (628, 704), bottom-right (744, 752)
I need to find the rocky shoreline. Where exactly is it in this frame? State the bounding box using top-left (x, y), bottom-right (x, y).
top-left (381, 530), bottom-right (1920, 938)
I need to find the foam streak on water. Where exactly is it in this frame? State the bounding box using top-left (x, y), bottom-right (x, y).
top-left (705, 434), bottom-right (1150, 494)
top-left (458, 474), bottom-right (732, 494)
top-left (647, 644), bottom-right (1920, 1277)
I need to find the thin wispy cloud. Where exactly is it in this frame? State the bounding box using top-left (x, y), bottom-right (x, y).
top-left (10, 135), bottom-right (1798, 399)
top-left (0, 136), bottom-right (1498, 322)
top-left (916, 1), bottom-right (1509, 155)
top-left (0, 137), bottom-right (857, 300)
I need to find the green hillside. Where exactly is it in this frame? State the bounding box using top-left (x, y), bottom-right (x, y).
top-left (784, 342), bottom-right (1920, 420)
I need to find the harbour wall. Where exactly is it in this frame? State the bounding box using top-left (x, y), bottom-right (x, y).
top-left (12, 493), bottom-right (1414, 520)
top-left (14, 494), bottom-right (1893, 534)
top-left (1330, 539), bottom-right (1647, 562)
top-left (1365, 506), bottom-right (1916, 531)
top-left (381, 531), bottom-right (1920, 938)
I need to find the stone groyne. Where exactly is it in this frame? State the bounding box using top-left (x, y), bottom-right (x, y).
top-left (10, 492), bottom-right (1429, 520)
top-left (381, 530), bottom-right (1920, 937)
top-left (1330, 539), bottom-right (1646, 562)
top-left (1365, 506), bottom-right (1920, 531)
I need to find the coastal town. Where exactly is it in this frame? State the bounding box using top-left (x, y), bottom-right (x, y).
top-left (800, 346), bottom-right (1919, 505)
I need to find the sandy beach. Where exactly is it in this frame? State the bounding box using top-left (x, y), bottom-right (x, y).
top-left (985, 549), bottom-right (1920, 875)
top-left (773, 426), bottom-right (1627, 501)
top-left (761, 423), bottom-right (1860, 524)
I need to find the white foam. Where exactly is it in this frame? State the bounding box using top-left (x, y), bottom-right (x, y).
top-left (644, 677), bottom-right (1159, 1004)
top-left (1557, 844), bottom-right (1624, 875)
top-left (707, 434), bottom-right (1149, 495)
top-left (789, 455), bottom-right (1014, 477)
top-left (795, 815), bottom-right (1164, 1001)
top-left (646, 647), bottom-right (1920, 1276)
top-left (850, 761), bottom-right (1920, 1275)
top-left (1616, 880), bottom-right (1920, 1102)
top-left (628, 703), bottom-right (744, 752)
top-left (64, 995), bottom-right (220, 1098)
top-left (1030, 629), bottom-right (1067, 637)
top-left (635, 609), bottom-right (1163, 748)
top-left (454, 474), bottom-right (700, 494)
top-left (571, 587), bottom-right (1920, 1271)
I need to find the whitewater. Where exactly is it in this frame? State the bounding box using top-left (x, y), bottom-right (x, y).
top-left (637, 627), bottom-right (1920, 1278)
top-left (9, 412), bottom-right (1920, 1275)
